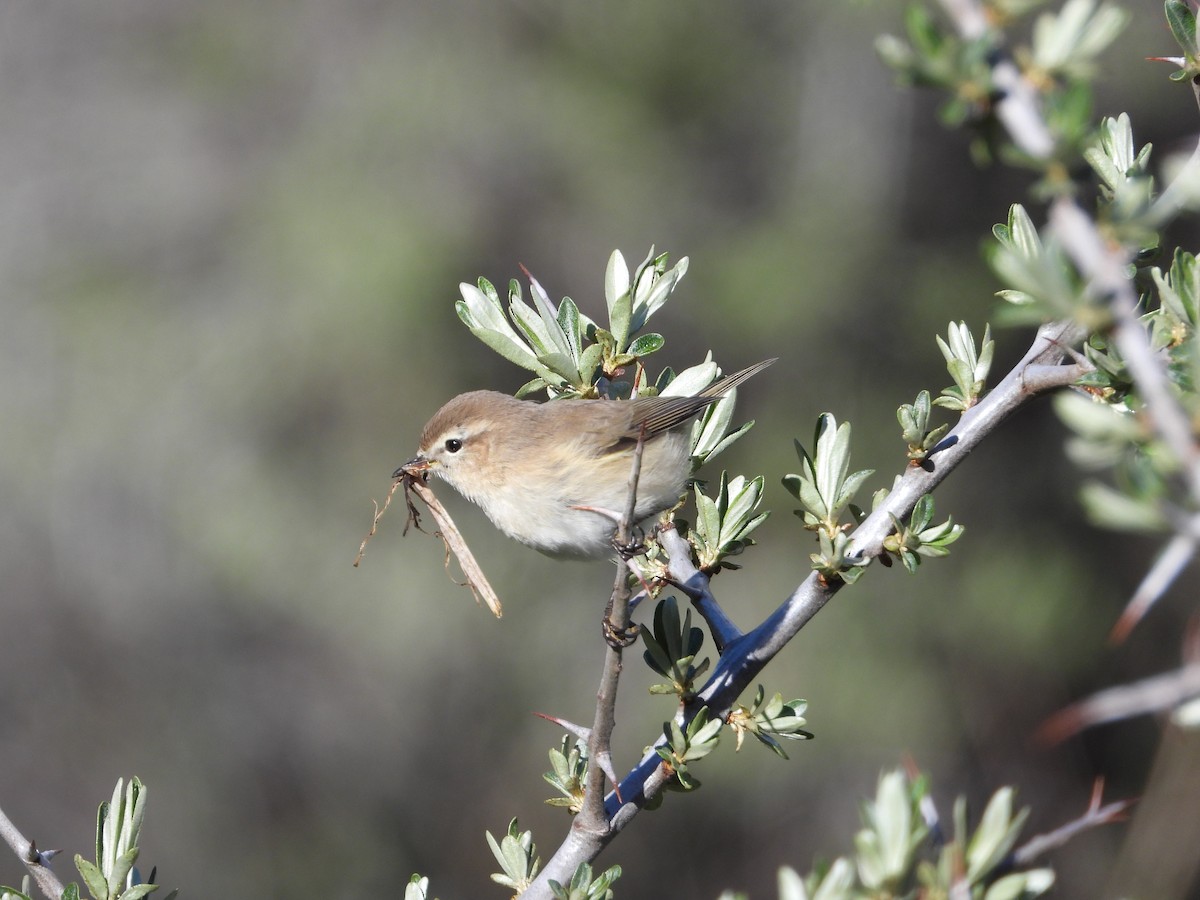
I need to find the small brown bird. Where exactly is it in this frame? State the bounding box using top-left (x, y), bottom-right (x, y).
top-left (397, 359), bottom-right (775, 558)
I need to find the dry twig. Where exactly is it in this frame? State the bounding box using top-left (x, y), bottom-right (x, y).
top-left (354, 470), bottom-right (503, 618)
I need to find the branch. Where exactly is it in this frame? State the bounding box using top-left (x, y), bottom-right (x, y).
top-left (659, 525), bottom-right (744, 652)
top-left (526, 320), bottom-right (1085, 893)
top-left (936, 0), bottom-right (1054, 160)
top-left (0, 802), bottom-right (66, 900)
top-left (1111, 529), bottom-right (1198, 643)
top-left (1010, 779), bottom-right (1134, 866)
top-left (1050, 197), bottom-right (1200, 502)
top-left (577, 429), bottom-right (647, 830)
top-left (1036, 662), bottom-right (1200, 744)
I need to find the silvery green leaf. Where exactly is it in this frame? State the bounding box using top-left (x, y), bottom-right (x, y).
top-left (683, 708), bottom-right (723, 760)
top-left (700, 420), bottom-right (754, 463)
top-left (630, 256), bottom-right (688, 334)
top-left (75, 856), bottom-right (106, 900)
top-left (1171, 696), bottom-right (1200, 728)
top-left (556, 297), bottom-right (582, 359)
top-left (947, 358), bottom-right (974, 392)
top-left (662, 359), bottom-right (718, 397)
top-left (996, 288), bottom-right (1037, 305)
top-left (124, 779), bottom-right (146, 855)
top-left (1053, 391), bottom-right (1138, 440)
top-left (118, 885), bottom-right (158, 900)
top-left (998, 204), bottom-right (1042, 260)
top-left (814, 416), bottom-right (851, 508)
top-left (836, 468), bottom-right (874, 511)
top-left (524, 270), bottom-right (574, 359)
top-left (609, 285), bottom-right (633, 352)
top-left (457, 281), bottom-right (516, 337)
top-left (536, 351), bottom-right (581, 383)
top-left (604, 249), bottom-right (630, 318)
top-left (404, 875), bottom-right (431, 900)
top-left (508, 290), bottom-right (558, 357)
top-left (724, 476), bottom-right (763, 535)
top-left (1080, 482), bottom-right (1167, 531)
top-left (1085, 146), bottom-right (1123, 193)
top-left (108, 847), bottom-right (139, 896)
top-left (873, 770), bottom-right (912, 879)
top-left (985, 870), bottom-right (1055, 900)
top-left (967, 788), bottom-right (1027, 882)
top-left (810, 857), bottom-right (856, 900)
top-left (910, 495), bottom-right (934, 533)
top-left (1033, 0), bottom-right (1121, 71)
top-left (576, 343), bottom-right (604, 387)
top-left (630, 247), bottom-right (660, 304)
top-left (691, 392), bottom-right (738, 459)
top-left (1076, 4), bottom-right (1129, 60)
top-left (456, 283), bottom-right (539, 370)
top-left (694, 485), bottom-right (722, 544)
top-left (782, 473), bottom-right (824, 520)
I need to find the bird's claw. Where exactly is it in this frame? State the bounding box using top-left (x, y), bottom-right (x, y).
top-left (611, 524), bottom-right (647, 560)
top-left (602, 615), bottom-right (640, 649)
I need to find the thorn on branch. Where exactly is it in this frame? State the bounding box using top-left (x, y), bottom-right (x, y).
top-left (25, 840), bottom-right (61, 867)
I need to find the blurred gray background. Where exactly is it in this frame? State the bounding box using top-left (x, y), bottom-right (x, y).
top-left (1, 2), bottom-right (1197, 897)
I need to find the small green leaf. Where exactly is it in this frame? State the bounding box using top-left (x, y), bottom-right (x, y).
top-left (1166, 0), bottom-right (1198, 59)
top-left (108, 848), bottom-right (139, 897)
top-left (75, 856), bottom-right (107, 900)
top-left (627, 332), bottom-right (665, 357)
top-left (604, 249), bottom-right (630, 318)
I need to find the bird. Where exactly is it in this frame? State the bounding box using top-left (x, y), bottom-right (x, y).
top-left (396, 359), bottom-right (775, 559)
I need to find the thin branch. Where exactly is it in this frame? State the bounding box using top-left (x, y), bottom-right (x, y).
top-left (1111, 530), bottom-right (1197, 643)
top-left (1050, 197), bottom-right (1200, 501)
top-left (1036, 663), bottom-right (1200, 744)
top-left (1032, 662), bottom-right (1200, 748)
top-left (659, 524), bottom-right (744, 652)
top-left (577, 429), bottom-right (647, 832)
top-left (0, 802), bottom-right (66, 900)
top-left (936, 0), bottom-right (1055, 160)
top-left (525, 321), bottom-right (1085, 889)
top-left (1010, 779), bottom-right (1134, 866)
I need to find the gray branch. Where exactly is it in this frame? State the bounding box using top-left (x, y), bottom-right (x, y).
top-left (523, 320), bottom-right (1085, 896)
top-left (0, 802), bottom-right (66, 900)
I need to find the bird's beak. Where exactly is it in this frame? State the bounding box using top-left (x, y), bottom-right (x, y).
top-left (393, 455), bottom-right (432, 480)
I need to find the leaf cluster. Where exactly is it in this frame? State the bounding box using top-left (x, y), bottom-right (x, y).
top-left (655, 707), bottom-right (724, 792)
top-left (455, 249), bottom-right (680, 400)
top-left (877, 0), bottom-right (1128, 167)
top-left (726, 685), bottom-right (812, 758)
top-left (487, 818), bottom-right (540, 894)
top-left (543, 737), bottom-right (589, 815)
top-left (67, 778), bottom-right (175, 900)
top-left (718, 770), bottom-right (1053, 900)
top-left (783, 414), bottom-right (873, 583)
top-left (881, 494), bottom-right (965, 574)
top-left (689, 473), bottom-right (770, 573)
top-left (640, 596), bottom-right (710, 698)
top-left (1055, 249), bottom-right (1200, 532)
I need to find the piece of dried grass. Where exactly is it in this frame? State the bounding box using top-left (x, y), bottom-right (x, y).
top-left (354, 469), bottom-right (503, 618)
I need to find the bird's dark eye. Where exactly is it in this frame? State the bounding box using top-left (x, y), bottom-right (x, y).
top-left (445, 438), bottom-right (463, 453)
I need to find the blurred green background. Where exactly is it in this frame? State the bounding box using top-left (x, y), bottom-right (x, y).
top-left (2, 1), bottom-right (1197, 897)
